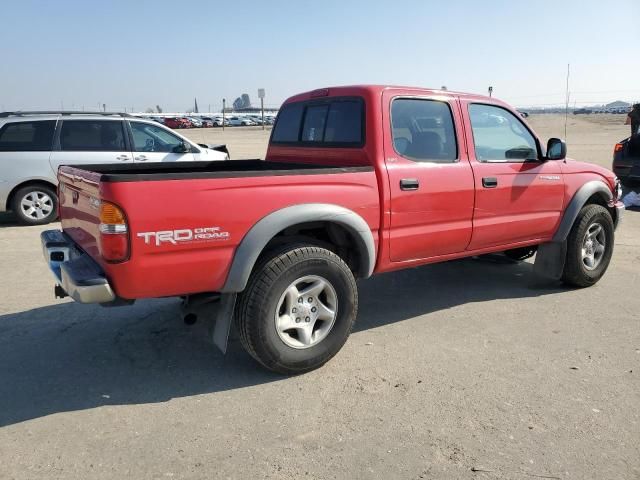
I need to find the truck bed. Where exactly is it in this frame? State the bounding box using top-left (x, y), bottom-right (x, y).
top-left (57, 159), bottom-right (380, 299)
top-left (62, 160), bottom-right (373, 182)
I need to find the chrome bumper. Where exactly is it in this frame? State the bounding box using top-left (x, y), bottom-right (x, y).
top-left (614, 200), bottom-right (625, 230)
top-left (41, 230), bottom-right (116, 304)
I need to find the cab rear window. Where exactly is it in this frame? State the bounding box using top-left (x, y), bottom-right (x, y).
top-left (271, 97), bottom-right (364, 147)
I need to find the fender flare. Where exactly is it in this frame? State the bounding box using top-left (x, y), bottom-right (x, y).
top-left (552, 180), bottom-right (612, 242)
top-left (534, 180), bottom-right (613, 280)
top-left (220, 203), bottom-right (377, 293)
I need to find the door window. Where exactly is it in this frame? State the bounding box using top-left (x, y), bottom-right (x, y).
top-left (130, 121), bottom-right (184, 152)
top-left (60, 120), bottom-right (126, 151)
top-left (0, 121), bottom-right (56, 151)
top-left (468, 104), bottom-right (538, 162)
top-left (390, 99), bottom-right (458, 162)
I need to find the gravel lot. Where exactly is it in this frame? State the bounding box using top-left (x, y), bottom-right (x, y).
top-left (1, 116), bottom-right (638, 479)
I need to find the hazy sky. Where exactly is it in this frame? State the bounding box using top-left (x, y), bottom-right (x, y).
top-left (1, 0), bottom-right (639, 112)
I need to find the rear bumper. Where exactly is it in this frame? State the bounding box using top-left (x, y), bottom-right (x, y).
top-left (41, 229), bottom-right (115, 304)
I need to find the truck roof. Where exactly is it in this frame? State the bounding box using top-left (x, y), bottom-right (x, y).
top-left (282, 85), bottom-right (495, 105)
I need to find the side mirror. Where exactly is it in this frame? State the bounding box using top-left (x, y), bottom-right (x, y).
top-left (173, 141), bottom-right (192, 154)
top-left (546, 138), bottom-right (566, 160)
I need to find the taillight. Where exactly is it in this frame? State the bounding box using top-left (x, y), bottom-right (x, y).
top-left (614, 143), bottom-right (624, 153)
top-left (99, 201), bottom-right (129, 262)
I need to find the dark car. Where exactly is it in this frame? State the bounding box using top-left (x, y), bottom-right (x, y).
top-left (612, 126), bottom-right (640, 186)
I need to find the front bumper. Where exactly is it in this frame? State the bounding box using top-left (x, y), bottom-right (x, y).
top-left (613, 200), bottom-right (624, 230)
top-left (41, 230), bottom-right (115, 304)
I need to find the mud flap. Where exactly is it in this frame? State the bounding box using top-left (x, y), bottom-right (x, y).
top-left (212, 293), bottom-right (237, 354)
top-left (533, 241), bottom-right (567, 280)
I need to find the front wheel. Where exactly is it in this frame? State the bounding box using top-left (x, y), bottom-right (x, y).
top-left (236, 246), bottom-right (358, 375)
top-left (561, 204), bottom-right (614, 287)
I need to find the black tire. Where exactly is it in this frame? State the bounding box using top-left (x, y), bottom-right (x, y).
top-left (236, 245), bottom-right (358, 375)
top-left (11, 185), bottom-right (58, 226)
top-left (561, 204), bottom-right (614, 287)
top-left (504, 246), bottom-right (537, 261)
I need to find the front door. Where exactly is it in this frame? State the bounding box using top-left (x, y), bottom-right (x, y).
top-left (461, 101), bottom-right (565, 250)
top-left (128, 121), bottom-right (195, 162)
top-left (50, 119), bottom-right (133, 172)
top-left (384, 93), bottom-right (475, 262)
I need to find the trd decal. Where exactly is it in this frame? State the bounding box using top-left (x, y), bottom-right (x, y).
top-left (137, 227), bottom-right (230, 246)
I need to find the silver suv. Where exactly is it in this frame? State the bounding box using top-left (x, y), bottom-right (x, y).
top-left (0, 112), bottom-right (229, 225)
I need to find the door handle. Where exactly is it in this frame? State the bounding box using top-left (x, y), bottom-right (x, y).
top-left (116, 155), bottom-right (129, 161)
top-left (135, 155), bottom-right (147, 161)
top-left (482, 177), bottom-right (498, 188)
top-left (400, 178), bottom-right (420, 191)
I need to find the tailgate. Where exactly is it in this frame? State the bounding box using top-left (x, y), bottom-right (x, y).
top-left (57, 166), bottom-right (103, 259)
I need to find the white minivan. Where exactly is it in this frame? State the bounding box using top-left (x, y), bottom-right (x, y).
top-left (0, 112), bottom-right (229, 225)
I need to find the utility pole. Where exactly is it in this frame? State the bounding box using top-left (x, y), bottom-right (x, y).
top-left (564, 63), bottom-right (570, 140)
top-left (258, 89), bottom-right (266, 130)
top-left (488, 86), bottom-right (493, 98)
top-left (222, 98), bottom-right (226, 131)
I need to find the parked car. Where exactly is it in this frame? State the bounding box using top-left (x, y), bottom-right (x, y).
top-left (187, 117), bottom-right (203, 128)
top-left (200, 119), bottom-right (214, 128)
top-left (200, 117), bottom-right (217, 127)
top-left (573, 108), bottom-right (593, 115)
top-left (41, 85), bottom-right (623, 374)
top-left (163, 117), bottom-right (183, 129)
top-left (228, 116), bottom-right (254, 126)
top-left (177, 117), bottom-right (194, 128)
top-left (0, 111), bottom-right (229, 225)
top-left (612, 125), bottom-right (640, 187)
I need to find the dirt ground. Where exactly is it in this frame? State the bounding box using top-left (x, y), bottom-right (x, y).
top-left (0, 115), bottom-right (638, 480)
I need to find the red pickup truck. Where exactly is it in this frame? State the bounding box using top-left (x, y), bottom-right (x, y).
top-left (42, 85), bottom-right (624, 374)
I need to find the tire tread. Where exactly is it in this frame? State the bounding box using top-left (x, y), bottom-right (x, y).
top-left (236, 245), bottom-right (357, 374)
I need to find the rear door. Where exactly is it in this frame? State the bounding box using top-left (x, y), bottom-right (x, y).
top-left (383, 92), bottom-right (475, 262)
top-left (461, 101), bottom-right (564, 249)
top-left (50, 119), bottom-right (133, 172)
top-left (127, 120), bottom-right (195, 162)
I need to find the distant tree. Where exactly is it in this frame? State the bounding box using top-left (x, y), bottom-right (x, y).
top-left (145, 107), bottom-right (155, 113)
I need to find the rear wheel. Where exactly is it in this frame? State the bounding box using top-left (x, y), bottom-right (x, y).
top-left (561, 204), bottom-right (614, 287)
top-left (11, 185), bottom-right (58, 225)
top-left (236, 245), bottom-right (357, 375)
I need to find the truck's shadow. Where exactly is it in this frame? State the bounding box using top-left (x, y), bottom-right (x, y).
top-left (0, 257), bottom-right (562, 427)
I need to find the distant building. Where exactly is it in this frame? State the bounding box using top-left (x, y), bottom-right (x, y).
top-left (233, 94), bottom-right (252, 110)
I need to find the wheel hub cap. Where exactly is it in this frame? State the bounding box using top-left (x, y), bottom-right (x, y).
top-left (581, 222), bottom-right (606, 271)
top-left (20, 191), bottom-right (53, 220)
top-left (274, 275), bottom-right (338, 349)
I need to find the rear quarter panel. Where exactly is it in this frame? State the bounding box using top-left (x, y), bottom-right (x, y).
top-left (97, 170), bottom-right (380, 299)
